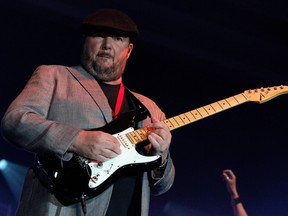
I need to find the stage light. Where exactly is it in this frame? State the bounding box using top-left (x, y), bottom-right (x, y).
top-left (0, 159), bottom-right (27, 202)
top-left (0, 159), bottom-right (8, 170)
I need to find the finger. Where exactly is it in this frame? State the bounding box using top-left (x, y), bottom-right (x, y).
top-left (151, 116), bottom-right (160, 123)
top-left (222, 173), bottom-right (230, 181)
top-left (148, 133), bottom-right (160, 147)
top-left (148, 131), bottom-right (167, 147)
top-left (102, 135), bottom-right (122, 154)
top-left (150, 117), bottom-right (170, 131)
top-left (101, 148), bottom-right (121, 160)
top-left (152, 122), bottom-right (170, 132)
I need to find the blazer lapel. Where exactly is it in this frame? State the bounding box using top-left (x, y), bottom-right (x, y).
top-left (66, 65), bottom-right (113, 123)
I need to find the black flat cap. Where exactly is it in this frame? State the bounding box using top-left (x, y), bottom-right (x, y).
top-left (81, 8), bottom-right (139, 39)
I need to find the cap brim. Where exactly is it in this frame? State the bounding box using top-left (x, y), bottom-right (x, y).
top-left (81, 25), bottom-right (137, 38)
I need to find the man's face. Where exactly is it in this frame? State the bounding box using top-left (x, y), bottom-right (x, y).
top-left (81, 33), bottom-right (133, 82)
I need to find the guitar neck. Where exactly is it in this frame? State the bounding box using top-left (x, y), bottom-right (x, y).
top-left (164, 92), bottom-right (249, 130)
top-left (126, 92), bottom-right (248, 145)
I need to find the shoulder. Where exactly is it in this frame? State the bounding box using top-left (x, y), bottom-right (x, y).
top-left (130, 90), bottom-right (166, 120)
top-left (34, 65), bottom-right (72, 75)
top-left (32, 65), bottom-right (88, 79)
top-left (130, 91), bottom-right (157, 107)
top-left (31, 65), bottom-right (68, 78)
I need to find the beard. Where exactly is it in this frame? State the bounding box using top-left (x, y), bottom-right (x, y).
top-left (80, 47), bottom-right (126, 82)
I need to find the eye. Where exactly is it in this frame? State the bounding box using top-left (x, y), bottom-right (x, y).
top-left (115, 37), bottom-right (124, 41)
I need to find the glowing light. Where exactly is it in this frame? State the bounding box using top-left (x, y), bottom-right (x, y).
top-left (0, 159), bottom-right (27, 201)
top-left (0, 159), bottom-right (8, 170)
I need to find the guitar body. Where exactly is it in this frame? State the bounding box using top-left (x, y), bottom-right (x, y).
top-left (37, 109), bottom-right (161, 205)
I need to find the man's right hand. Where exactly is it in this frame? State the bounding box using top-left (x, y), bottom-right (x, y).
top-left (69, 130), bottom-right (122, 162)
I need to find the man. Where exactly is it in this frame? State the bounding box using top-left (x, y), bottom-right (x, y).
top-left (1, 8), bottom-right (175, 216)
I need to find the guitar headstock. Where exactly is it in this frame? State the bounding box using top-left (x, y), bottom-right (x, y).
top-left (243, 85), bottom-right (288, 104)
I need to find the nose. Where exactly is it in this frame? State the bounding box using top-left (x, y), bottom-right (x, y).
top-left (101, 36), bottom-right (112, 50)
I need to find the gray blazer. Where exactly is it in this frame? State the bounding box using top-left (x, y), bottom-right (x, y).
top-left (1, 65), bottom-right (175, 216)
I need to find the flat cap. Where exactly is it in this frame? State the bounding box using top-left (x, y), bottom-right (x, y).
top-left (81, 8), bottom-right (139, 38)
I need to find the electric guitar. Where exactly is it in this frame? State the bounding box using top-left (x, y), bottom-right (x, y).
top-left (36, 85), bottom-right (288, 205)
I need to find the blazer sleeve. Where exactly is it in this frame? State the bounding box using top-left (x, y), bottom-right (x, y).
top-left (1, 65), bottom-right (86, 161)
top-left (131, 92), bottom-right (176, 196)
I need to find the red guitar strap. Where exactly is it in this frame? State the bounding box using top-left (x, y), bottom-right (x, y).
top-left (113, 82), bottom-right (125, 119)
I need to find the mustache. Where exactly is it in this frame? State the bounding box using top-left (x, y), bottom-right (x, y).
top-left (97, 52), bottom-right (113, 58)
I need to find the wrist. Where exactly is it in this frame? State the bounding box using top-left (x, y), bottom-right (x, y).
top-left (156, 155), bottom-right (168, 171)
top-left (69, 130), bottom-right (84, 152)
top-left (231, 197), bottom-right (241, 206)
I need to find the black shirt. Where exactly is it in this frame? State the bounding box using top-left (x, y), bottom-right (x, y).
top-left (99, 82), bottom-right (142, 216)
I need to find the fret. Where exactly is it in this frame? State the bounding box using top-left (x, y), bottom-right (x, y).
top-left (203, 105), bottom-right (217, 115)
top-left (184, 111), bottom-right (196, 122)
top-left (210, 102), bottom-right (223, 112)
top-left (235, 93), bottom-right (248, 103)
top-left (137, 128), bottom-right (148, 141)
top-left (134, 129), bottom-right (146, 142)
top-left (197, 107), bottom-right (209, 117)
top-left (191, 110), bottom-right (202, 120)
top-left (164, 118), bottom-right (176, 130)
top-left (126, 132), bottom-right (137, 144)
top-left (179, 113), bottom-right (191, 124)
top-left (217, 99), bottom-right (231, 109)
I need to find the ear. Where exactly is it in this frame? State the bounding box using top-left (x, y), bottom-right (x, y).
top-left (126, 43), bottom-right (134, 59)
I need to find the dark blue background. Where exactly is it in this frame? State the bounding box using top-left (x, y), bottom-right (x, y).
top-left (1, 1), bottom-right (288, 215)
